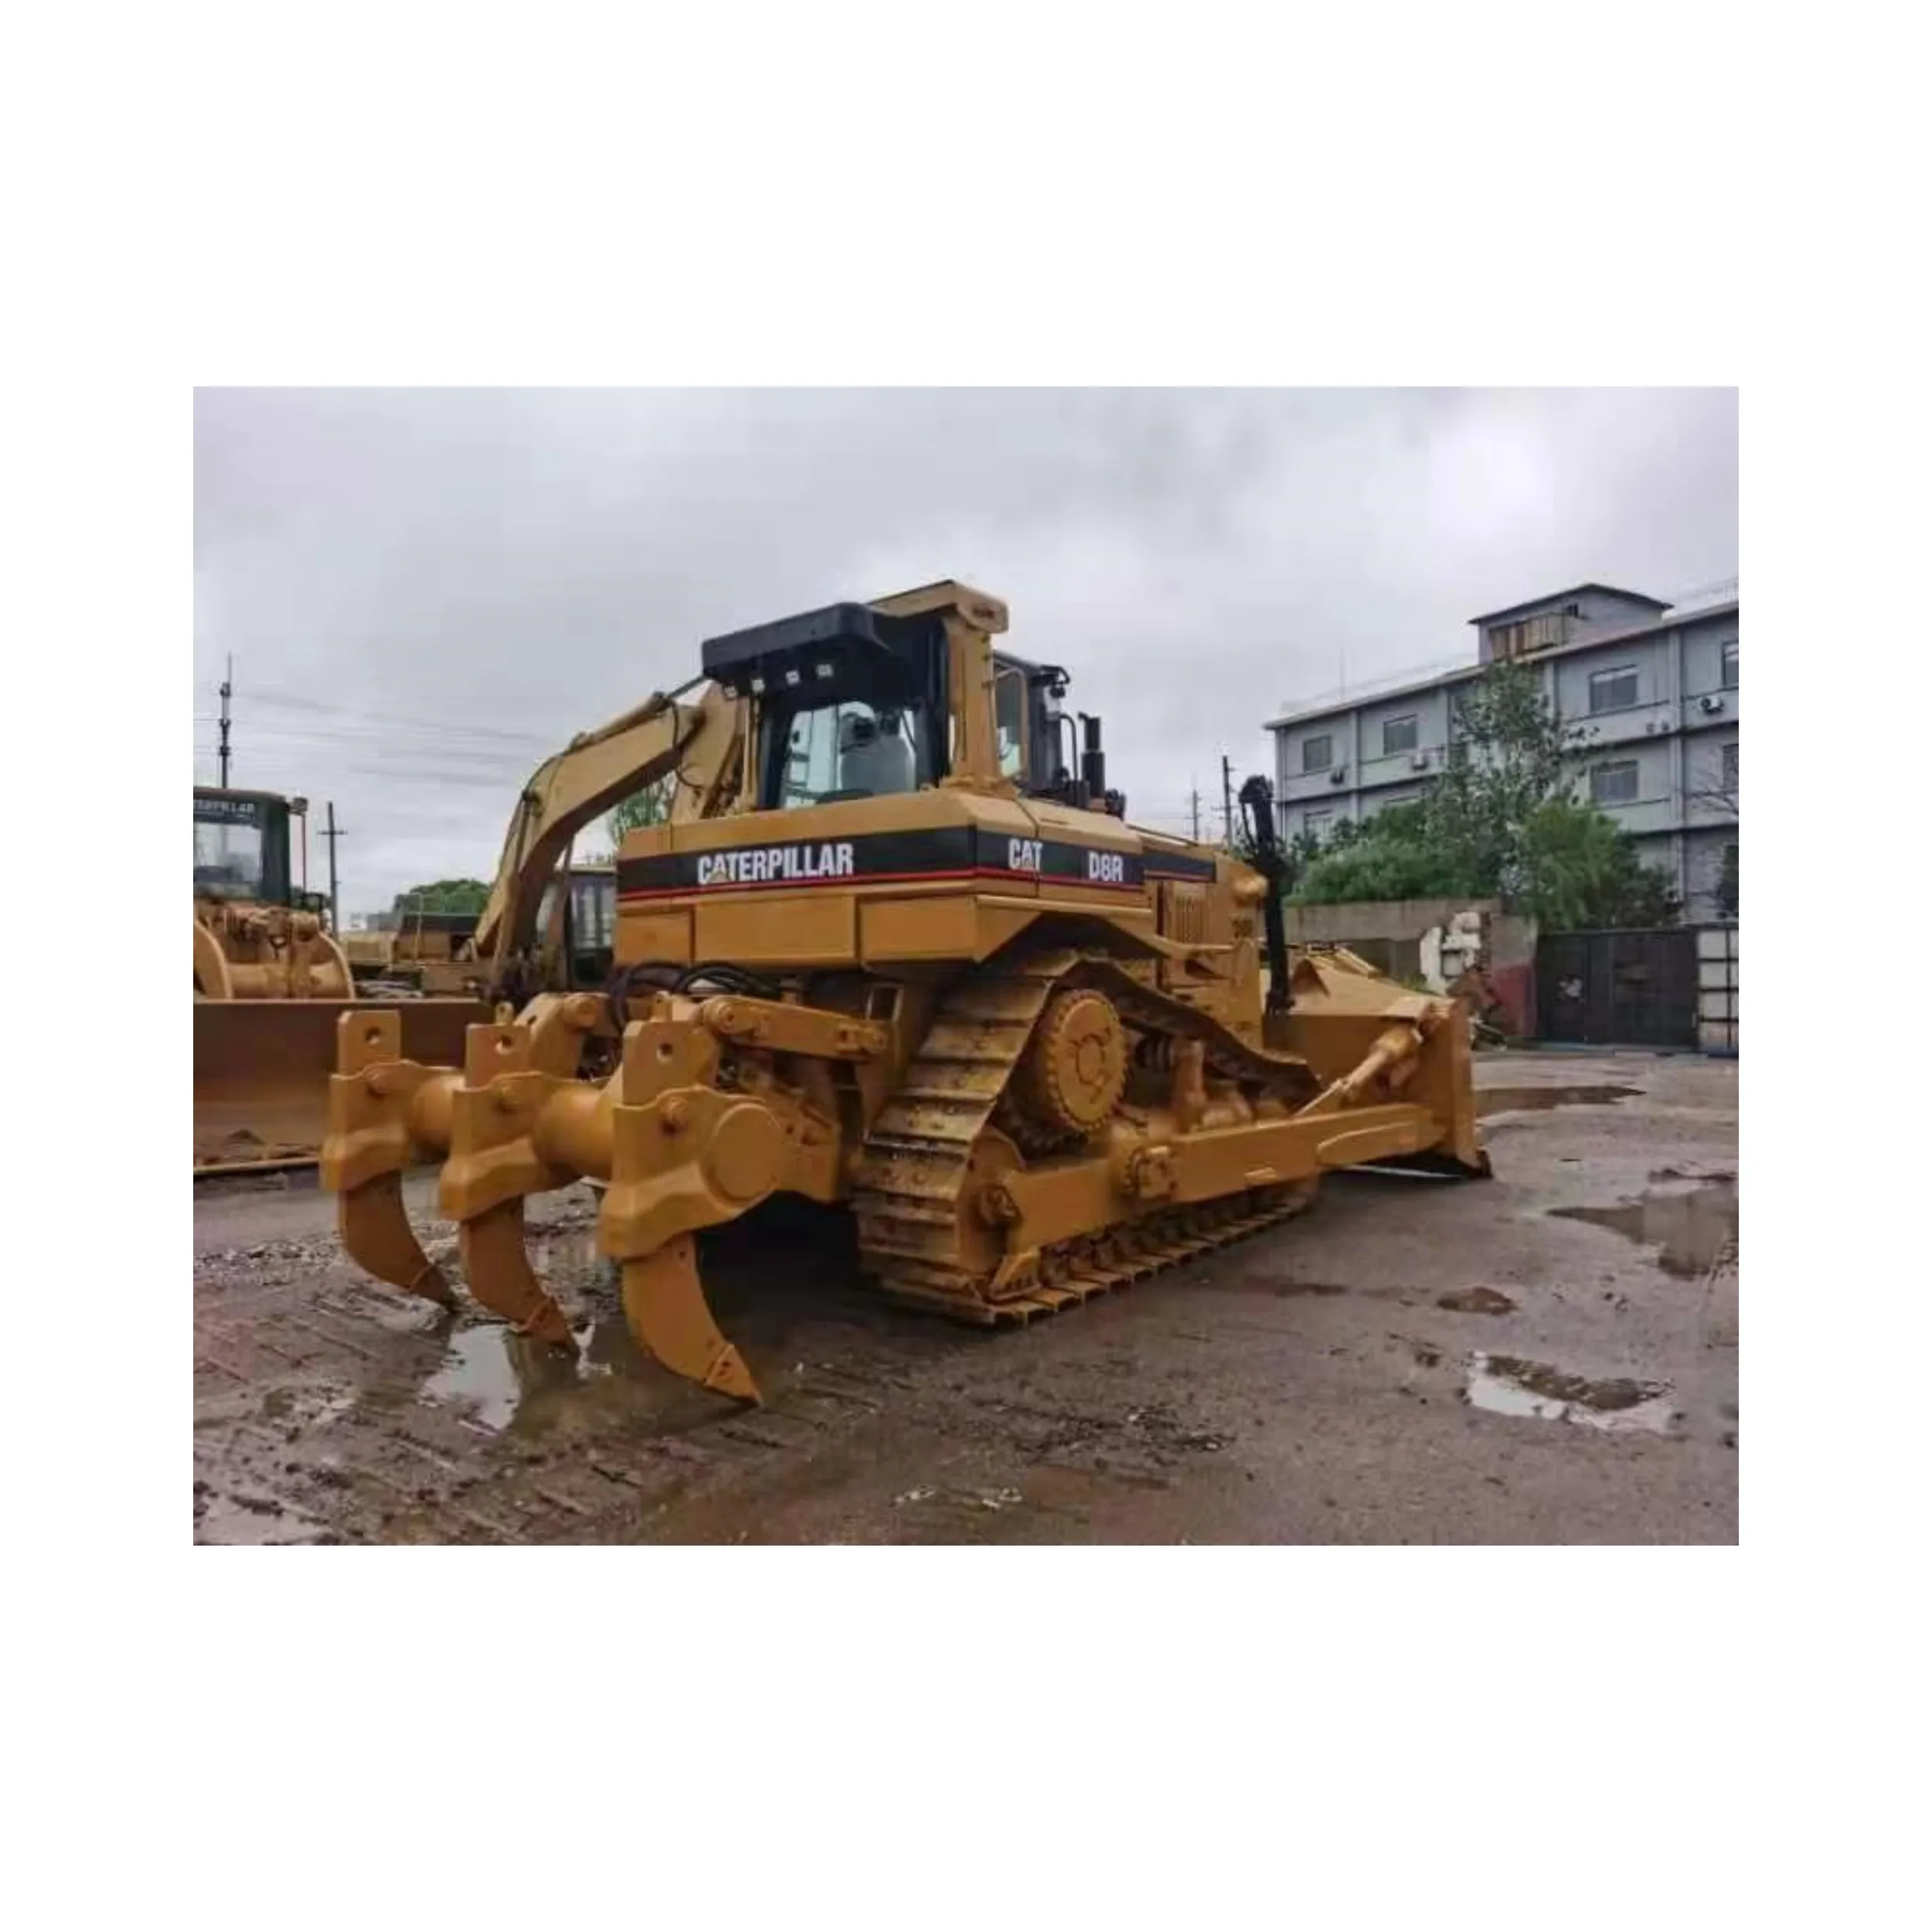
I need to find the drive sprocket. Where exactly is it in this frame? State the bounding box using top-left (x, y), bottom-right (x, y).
top-left (1006, 988), bottom-right (1128, 1151)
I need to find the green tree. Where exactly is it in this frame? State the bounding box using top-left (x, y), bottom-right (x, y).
top-left (607, 778), bottom-right (672, 844)
top-left (1519, 800), bottom-right (1681, 928)
top-left (392, 877), bottom-right (490, 917)
top-left (1296, 802), bottom-right (1469, 903)
top-left (1427, 657), bottom-right (1576, 900)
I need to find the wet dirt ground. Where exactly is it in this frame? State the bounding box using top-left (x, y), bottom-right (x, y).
top-left (193, 1049), bottom-right (1738, 1543)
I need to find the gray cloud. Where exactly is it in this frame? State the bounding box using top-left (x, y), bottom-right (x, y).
top-left (194, 387), bottom-right (1737, 913)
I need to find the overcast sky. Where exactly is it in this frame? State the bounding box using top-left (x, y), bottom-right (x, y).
top-left (193, 388), bottom-right (1737, 917)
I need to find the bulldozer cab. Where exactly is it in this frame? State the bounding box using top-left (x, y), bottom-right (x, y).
top-left (702, 583), bottom-right (1120, 818)
top-left (194, 787), bottom-right (295, 905)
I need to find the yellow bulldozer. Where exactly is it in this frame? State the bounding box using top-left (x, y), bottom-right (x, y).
top-left (321, 580), bottom-right (1491, 1403)
top-left (194, 673), bottom-right (735, 1175)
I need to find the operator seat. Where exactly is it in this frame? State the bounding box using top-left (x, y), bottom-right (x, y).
top-left (838, 709), bottom-right (913, 797)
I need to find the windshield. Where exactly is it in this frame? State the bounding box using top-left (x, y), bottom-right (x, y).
top-left (767, 699), bottom-right (932, 809)
top-left (194, 801), bottom-right (268, 899)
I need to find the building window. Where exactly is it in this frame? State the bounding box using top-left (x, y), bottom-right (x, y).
top-left (1301, 733), bottom-right (1332, 773)
top-left (1588, 664), bottom-right (1639, 714)
top-left (1302, 809), bottom-right (1333, 843)
top-left (1563, 601), bottom-right (1583, 618)
top-left (1721, 742), bottom-right (1738, 789)
top-left (1381, 713), bottom-right (1418, 757)
top-left (1590, 759), bottom-right (1640, 807)
top-left (1721, 640), bottom-right (1739, 689)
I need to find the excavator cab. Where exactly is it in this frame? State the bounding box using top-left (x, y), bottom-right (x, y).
top-left (533, 864), bottom-right (617, 989)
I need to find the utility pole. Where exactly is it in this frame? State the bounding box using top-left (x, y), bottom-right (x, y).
top-left (291, 797), bottom-right (310, 894)
top-left (1189, 782), bottom-right (1202, 843)
top-left (1220, 755), bottom-right (1235, 845)
top-left (323, 801), bottom-right (345, 933)
top-left (217, 654), bottom-right (233, 787)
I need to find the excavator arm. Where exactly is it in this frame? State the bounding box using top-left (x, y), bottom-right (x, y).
top-left (470, 678), bottom-right (745, 983)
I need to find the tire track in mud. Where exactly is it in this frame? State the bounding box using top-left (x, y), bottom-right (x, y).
top-left (196, 1203), bottom-right (968, 1543)
top-left (192, 1194), bottom-right (1244, 1544)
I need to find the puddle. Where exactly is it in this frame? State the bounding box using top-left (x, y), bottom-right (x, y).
top-left (1550, 1179), bottom-right (1738, 1278)
top-left (1476, 1084), bottom-right (1640, 1118)
top-left (419, 1311), bottom-right (685, 1436)
top-left (1437, 1286), bottom-right (1516, 1315)
top-left (416, 1220), bottom-right (634, 1433)
top-left (1464, 1352), bottom-right (1675, 1434)
top-left (421, 1325), bottom-right (537, 1431)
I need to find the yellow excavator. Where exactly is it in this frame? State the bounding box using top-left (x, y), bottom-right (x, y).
top-left (321, 580), bottom-right (1491, 1401)
top-left (193, 680), bottom-right (743, 1175)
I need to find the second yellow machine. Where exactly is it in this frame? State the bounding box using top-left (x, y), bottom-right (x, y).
top-left (322, 582), bottom-right (1489, 1400)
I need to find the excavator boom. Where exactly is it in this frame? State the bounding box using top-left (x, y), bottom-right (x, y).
top-left (471, 677), bottom-right (743, 975)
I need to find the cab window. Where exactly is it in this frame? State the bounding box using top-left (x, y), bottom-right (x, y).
top-left (772, 699), bottom-right (929, 808)
top-left (994, 664), bottom-right (1027, 781)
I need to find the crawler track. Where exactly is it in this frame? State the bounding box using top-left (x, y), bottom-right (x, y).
top-left (852, 948), bottom-right (1321, 1321)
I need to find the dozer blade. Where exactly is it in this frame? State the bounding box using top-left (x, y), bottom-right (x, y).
top-left (336, 1172), bottom-right (458, 1312)
top-left (620, 1233), bottom-right (760, 1403)
top-left (196, 997), bottom-right (486, 1175)
top-left (457, 1199), bottom-right (575, 1346)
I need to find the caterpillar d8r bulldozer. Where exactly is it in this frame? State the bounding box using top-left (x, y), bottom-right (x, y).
top-left (321, 580), bottom-right (1490, 1401)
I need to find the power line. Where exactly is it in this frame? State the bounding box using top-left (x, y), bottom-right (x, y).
top-left (216, 680), bottom-right (561, 747)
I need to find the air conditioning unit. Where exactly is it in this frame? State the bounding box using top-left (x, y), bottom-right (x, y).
top-left (1410, 752), bottom-right (1431, 771)
top-left (1328, 766), bottom-right (1348, 786)
top-left (1699, 694), bottom-right (1726, 716)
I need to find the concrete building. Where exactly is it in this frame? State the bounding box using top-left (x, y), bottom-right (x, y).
top-left (1264, 581), bottom-right (1740, 922)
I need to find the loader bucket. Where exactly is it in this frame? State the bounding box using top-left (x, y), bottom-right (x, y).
top-left (196, 997), bottom-right (489, 1175)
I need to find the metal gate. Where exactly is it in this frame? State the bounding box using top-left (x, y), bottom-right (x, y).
top-left (1536, 928), bottom-right (1699, 1048)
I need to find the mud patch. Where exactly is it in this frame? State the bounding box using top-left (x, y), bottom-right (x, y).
top-left (1240, 1277), bottom-right (1349, 1299)
top-left (1551, 1179), bottom-right (1738, 1278)
top-left (195, 1486), bottom-right (336, 1545)
top-left (1464, 1352), bottom-right (1675, 1434)
top-left (1476, 1084), bottom-right (1640, 1117)
top-left (1437, 1286), bottom-right (1517, 1315)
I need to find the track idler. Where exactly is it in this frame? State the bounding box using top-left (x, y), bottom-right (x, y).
top-left (321, 992), bottom-right (792, 1403)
